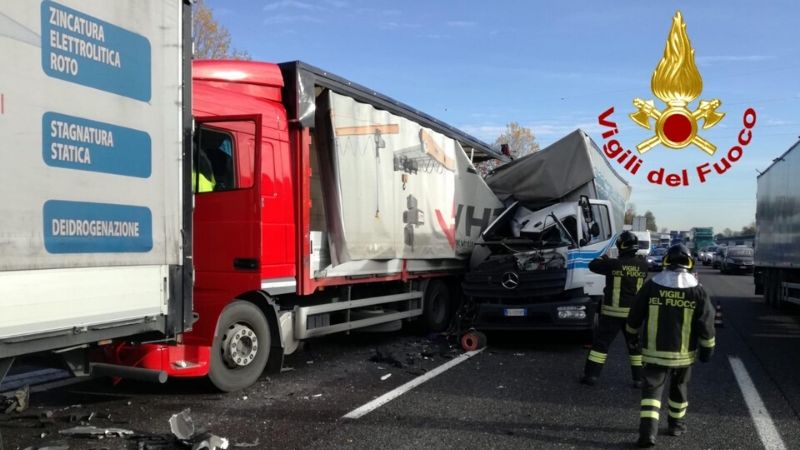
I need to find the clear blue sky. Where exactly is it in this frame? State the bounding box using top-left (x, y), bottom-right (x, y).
top-left (206, 0), bottom-right (799, 234)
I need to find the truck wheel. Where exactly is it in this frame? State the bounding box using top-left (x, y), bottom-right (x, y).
top-left (763, 275), bottom-right (772, 306)
top-left (774, 271), bottom-right (785, 309)
top-left (209, 301), bottom-right (271, 392)
top-left (423, 280), bottom-right (451, 333)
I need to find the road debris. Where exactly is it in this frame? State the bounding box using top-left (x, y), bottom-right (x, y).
top-left (58, 425), bottom-right (134, 438)
top-left (190, 433), bottom-right (229, 450)
top-left (369, 349), bottom-right (403, 368)
top-left (233, 437), bottom-right (260, 448)
top-left (22, 443), bottom-right (69, 450)
top-left (2, 385), bottom-right (30, 413)
top-left (168, 409), bottom-right (196, 440)
top-left (0, 410), bottom-right (54, 429)
top-left (312, 394), bottom-right (323, 398)
top-left (380, 374), bottom-right (392, 381)
top-left (162, 408), bottom-right (229, 450)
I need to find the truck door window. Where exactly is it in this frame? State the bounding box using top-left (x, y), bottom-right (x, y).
top-left (194, 124), bottom-right (255, 193)
top-left (589, 204), bottom-right (612, 244)
top-left (561, 215), bottom-right (579, 243)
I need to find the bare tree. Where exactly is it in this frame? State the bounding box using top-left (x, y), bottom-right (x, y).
top-left (495, 122), bottom-right (540, 159)
top-left (477, 122), bottom-right (540, 177)
top-left (193, 0), bottom-right (250, 60)
top-left (740, 221), bottom-right (756, 235)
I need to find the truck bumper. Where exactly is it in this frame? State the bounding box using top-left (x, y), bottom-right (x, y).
top-left (97, 342), bottom-right (211, 378)
top-left (473, 296), bottom-right (597, 331)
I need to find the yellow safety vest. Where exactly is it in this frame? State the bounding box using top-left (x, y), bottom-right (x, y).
top-left (192, 170), bottom-right (215, 193)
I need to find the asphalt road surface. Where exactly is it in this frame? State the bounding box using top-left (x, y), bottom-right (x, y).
top-left (3, 266), bottom-right (800, 449)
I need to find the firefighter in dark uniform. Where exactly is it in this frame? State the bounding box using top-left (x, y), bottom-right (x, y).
top-left (625, 244), bottom-right (715, 448)
top-left (580, 231), bottom-right (649, 386)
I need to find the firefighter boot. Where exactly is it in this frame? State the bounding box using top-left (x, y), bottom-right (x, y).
top-left (580, 357), bottom-right (604, 386)
top-left (631, 364), bottom-right (644, 389)
top-left (668, 419), bottom-right (687, 436)
top-left (637, 418), bottom-right (657, 448)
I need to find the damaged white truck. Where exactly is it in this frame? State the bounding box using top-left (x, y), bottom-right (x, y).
top-left (462, 130), bottom-right (631, 331)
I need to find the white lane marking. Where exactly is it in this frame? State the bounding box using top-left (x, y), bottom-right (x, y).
top-left (729, 356), bottom-right (787, 450)
top-left (343, 348), bottom-right (486, 419)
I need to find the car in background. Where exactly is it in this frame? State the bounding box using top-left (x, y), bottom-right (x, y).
top-left (701, 246), bottom-right (718, 266)
top-left (647, 247), bottom-right (667, 271)
top-left (720, 245), bottom-right (754, 274)
top-left (712, 246), bottom-right (726, 269)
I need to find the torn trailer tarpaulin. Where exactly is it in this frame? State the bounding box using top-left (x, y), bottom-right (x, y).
top-left (277, 61), bottom-right (505, 163)
top-left (485, 129), bottom-right (631, 226)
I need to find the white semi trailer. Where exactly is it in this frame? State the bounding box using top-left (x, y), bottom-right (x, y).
top-left (0, 0), bottom-right (192, 383)
top-left (754, 139), bottom-right (800, 308)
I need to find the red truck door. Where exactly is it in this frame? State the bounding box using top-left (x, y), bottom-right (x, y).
top-left (191, 116), bottom-right (262, 340)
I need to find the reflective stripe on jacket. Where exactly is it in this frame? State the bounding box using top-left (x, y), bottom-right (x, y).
top-left (626, 275), bottom-right (716, 367)
top-left (588, 254), bottom-right (649, 318)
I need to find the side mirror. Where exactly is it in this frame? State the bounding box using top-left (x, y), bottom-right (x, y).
top-left (579, 195), bottom-right (594, 222)
top-left (590, 222), bottom-right (600, 237)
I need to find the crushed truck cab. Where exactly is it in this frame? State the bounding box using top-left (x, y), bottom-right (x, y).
top-left (463, 130), bottom-right (630, 331)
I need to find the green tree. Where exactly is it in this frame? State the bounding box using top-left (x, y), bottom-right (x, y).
top-left (193, 0), bottom-right (250, 60)
top-left (644, 210), bottom-right (657, 232)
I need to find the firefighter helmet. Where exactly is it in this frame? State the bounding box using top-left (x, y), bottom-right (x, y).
top-left (616, 231), bottom-right (639, 254)
top-left (663, 243), bottom-right (694, 270)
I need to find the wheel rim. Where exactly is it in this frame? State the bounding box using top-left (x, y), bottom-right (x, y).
top-left (221, 323), bottom-right (259, 368)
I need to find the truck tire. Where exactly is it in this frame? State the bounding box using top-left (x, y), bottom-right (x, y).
top-left (209, 301), bottom-right (271, 392)
top-left (422, 280), bottom-right (451, 333)
top-left (763, 273), bottom-right (772, 306)
top-left (774, 271), bottom-right (785, 309)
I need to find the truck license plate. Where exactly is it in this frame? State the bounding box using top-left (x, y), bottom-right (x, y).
top-left (504, 308), bottom-right (526, 317)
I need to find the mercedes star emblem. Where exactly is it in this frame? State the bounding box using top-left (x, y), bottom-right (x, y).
top-left (501, 272), bottom-right (519, 290)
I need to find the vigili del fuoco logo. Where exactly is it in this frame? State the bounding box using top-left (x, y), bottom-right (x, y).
top-left (597, 11), bottom-right (757, 187)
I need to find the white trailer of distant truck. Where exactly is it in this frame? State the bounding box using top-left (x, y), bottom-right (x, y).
top-left (0, 0), bottom-right (192, 383)
top-left (754, 139), bottom-right (800, 307)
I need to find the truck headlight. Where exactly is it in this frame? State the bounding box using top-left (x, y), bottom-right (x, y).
top-left (557, 305), bottom-right (586, 320)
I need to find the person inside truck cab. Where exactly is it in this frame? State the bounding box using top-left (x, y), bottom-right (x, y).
top-left (193, 147), bottom-right (216, 193)
top-left (193, 129), bottom-right (237, 193)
